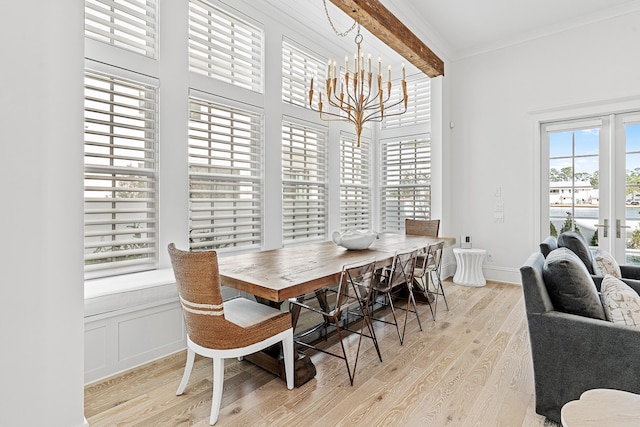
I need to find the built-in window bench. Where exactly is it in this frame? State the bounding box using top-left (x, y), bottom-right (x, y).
top-left (84, 269), bottom-right (241, 384)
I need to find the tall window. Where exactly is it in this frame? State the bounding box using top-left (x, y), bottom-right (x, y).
top-left (380, 138), bottom-right (432, 231)
top-left (282, 120), bottom-right (328, 244)
top-left (85, 0), bottom-right (157, 58)
top-left (189, 0), bottom-right (263, 93)
top-left (188, 98), bottom-right (263, 252)
top-left (84, 70), bottom-right (158, 278)
top-left (340, 132), bottom-right (371, 230)
top-left (282, 39), bottom-right (325, 108)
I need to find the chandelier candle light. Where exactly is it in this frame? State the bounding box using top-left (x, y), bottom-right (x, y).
top-left (308, 26), bottom-right (408, 147)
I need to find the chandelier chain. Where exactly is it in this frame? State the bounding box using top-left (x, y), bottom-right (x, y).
top-left (322, 0), bottom-right (357, 37)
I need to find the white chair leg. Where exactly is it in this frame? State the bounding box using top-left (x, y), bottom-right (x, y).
top-left (209, 357), bottom-right (225, 425)
top-left (176, 346), bottom-right (195, 395)
top-left (282, 330), bottom-right (294, 390)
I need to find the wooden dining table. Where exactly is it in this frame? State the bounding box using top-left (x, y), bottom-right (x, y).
top-left (217, 232), bottom-right (453, 386)
top-left (219, 233), bottom-right (450, 302)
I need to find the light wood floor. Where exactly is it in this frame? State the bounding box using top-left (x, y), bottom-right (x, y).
top-left (85, 280), bottom-right (561, 426)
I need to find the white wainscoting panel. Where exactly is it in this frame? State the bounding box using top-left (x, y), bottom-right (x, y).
top-left (84, 297), bottom-right (186, 384)
top-left (84, 271), bottom-right (241, 385)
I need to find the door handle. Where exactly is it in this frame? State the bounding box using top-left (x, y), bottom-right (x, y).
top-left (617, 219), bottom-right (630, 238)
top-left (595, 219), bottom-right (609, 238)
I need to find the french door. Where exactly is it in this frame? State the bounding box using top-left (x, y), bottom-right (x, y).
top-left (542, 112), bottom-right (640, 265)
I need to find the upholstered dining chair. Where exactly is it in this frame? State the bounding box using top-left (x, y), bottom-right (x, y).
top-left (167, 243), bottom-right (294, 425)
top-left (405, 218), bottom-right (440, 237)
top-left (413, 241), bottom-right (448, 320)
top-left (289, 258), bottom-right (381, 386)
top-left (372, 247), bottom-right (422, 345)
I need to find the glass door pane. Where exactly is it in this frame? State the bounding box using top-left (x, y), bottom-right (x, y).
top-left (548, 124), bottom-right (601, 248)
top-left (623, 116), bottom-right (640, 264)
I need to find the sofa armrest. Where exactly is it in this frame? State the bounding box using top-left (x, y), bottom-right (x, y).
top-left (621, 264), bottom-right (640, 280)
top-left (590, 275), bottom-right (640, 295)
top-left (619, 277), bottom-right (640, 296)
top-left (526, 310), bottom-right (640, 422)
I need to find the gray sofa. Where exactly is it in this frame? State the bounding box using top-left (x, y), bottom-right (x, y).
top-left (557, 231), bottom-right (640, 280)
top-left (520, 250), bottom-right (640, 422)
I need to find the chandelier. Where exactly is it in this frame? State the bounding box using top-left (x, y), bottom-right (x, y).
top-left (308, 22), bottom-right (408, 147)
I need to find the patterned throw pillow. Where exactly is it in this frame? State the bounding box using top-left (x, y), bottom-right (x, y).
top-left (601, 274), bottom-right (640, 327)
top-left (593, 249), bottom-right (621, 278)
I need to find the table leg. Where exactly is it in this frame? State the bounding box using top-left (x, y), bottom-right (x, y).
top-left (245, 296), bottom-right (317, 387)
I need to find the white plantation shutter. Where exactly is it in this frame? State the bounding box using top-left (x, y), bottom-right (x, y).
top-left (381, 138), bottom-right (432, 231)
top-left (382, 74), bottom-right (430, 129)
top-left (85, 0), bottom-right (157, 58)
top-left (282, 40), bottom-right (326, 108)
top-left (84, 70), bottom-right (158, 278)
top-left (189, 0), bottom-right (263, 92)
top-left (188, 98), bottom-right (263, 252)
top-left (282, 121), bottom-right (328, 244)
top-left (340, 133), bottom-right (371, 230)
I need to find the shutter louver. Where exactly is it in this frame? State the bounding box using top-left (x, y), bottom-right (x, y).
top-left (189, 0), bottom-right (263, 93)
top-left (84, 70), bottom-right (158, 277)
top-left (282, 40), bottom-right (325, 108)
top-left (381, 138), bottom-right (432, 231)
top-left (282, 121), bottom-right (328, 244)
top-left (382, 74), bottom-right (430, 129)
top-left (85, 0), bottom-right (157, 58)
top-left (188, 98), bottom-right (263, 252)
top-left (340, 133), bottom-right (371, 230)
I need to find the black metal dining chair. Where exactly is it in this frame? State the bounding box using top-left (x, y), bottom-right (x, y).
top-left (289, 258), bottom-right (381, 386)
top-left (413, 241), bottom-right (448, 320)
top-left (371, 247), bottom-right (422, 345)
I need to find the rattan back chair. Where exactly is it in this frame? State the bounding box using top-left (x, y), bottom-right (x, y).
top-left (168, 243), bottom-right (294, 425)
top-left (372, 247), bottom-right (422, 345)
top-left (405, 218), bottom-right (440, 237)
top-left (289, 258), bottom-right (381, 386)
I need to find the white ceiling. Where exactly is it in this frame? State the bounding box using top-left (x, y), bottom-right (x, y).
top-left (386, 0), bottom-right (640, 59)
top-left (263, 0), bottom-right (640, 68)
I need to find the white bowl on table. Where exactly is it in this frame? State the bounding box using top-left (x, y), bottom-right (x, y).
top-left (332, 230), bottom-right (378, 250)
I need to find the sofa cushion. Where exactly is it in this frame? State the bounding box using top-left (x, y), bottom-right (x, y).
top-left (593, 249), bottom-right (622, 278)
top-left (542, 248), bottom-right (606, 320)
top-left (601, 274), bottom-right (640, 327)
top-left (558, 231), bottom-right (594, 274)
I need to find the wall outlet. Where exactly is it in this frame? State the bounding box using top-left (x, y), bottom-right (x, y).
top-left (487, 252), bottom-right (493, 262)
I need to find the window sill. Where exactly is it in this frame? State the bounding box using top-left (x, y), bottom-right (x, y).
top-left (84, 269), bottom-right (178, 319)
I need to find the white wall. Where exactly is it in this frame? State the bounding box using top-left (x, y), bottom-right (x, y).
top-left (449, 11), bottom-right (640, 283)
top-left (0, 2), bottom-right (86, 426)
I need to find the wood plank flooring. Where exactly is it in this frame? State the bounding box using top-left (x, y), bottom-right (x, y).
top-left (84, 280), bottom-right (561, 427)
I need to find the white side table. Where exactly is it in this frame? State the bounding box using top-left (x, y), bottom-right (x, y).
top-left (453, 248), bottom-right (486, 287)
top-left (561, 389), bottom-right (640, 426)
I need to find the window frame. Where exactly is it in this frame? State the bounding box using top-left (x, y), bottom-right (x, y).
top-left (282, 38), bottom-right (326, 109)
top-left (187, 94), bottom-right (264, 253)
top-left (282, 118), bottom-right (328, 245)
top-left (380, 136), bottom-right (432, 232)
top-left (340, 131), bottom-right (371, 231)
top-left (189, 0), bottom-right (264, 93)
top-left (83, 65), bottom-right (159, 279)
top-left (85, 0), bottom-right (158, 58)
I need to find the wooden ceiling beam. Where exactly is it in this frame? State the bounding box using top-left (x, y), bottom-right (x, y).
top-left (329, 0), bottom-right (444, 77)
